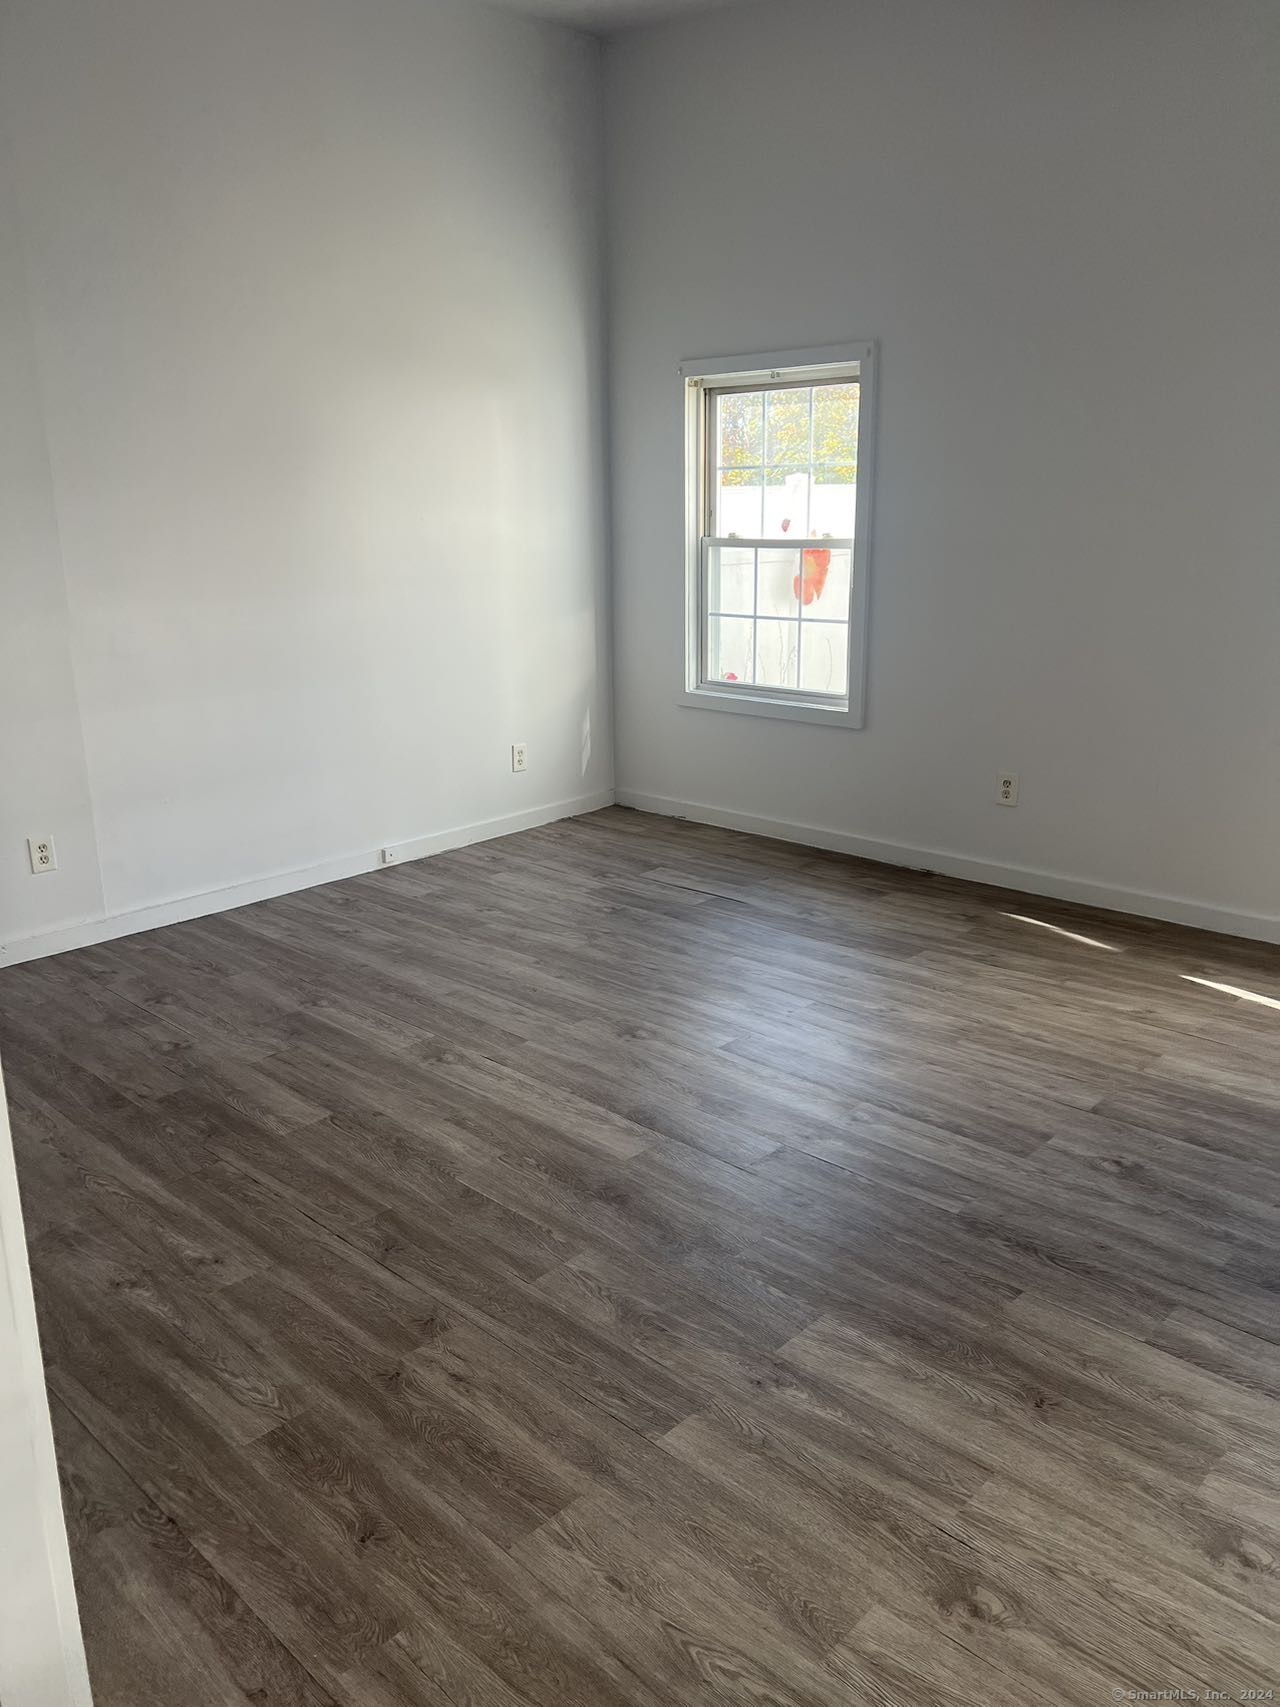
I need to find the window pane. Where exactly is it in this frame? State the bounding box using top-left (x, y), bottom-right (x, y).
top-left (763, 469), bottom-right (809, 539)
top-left (754, 618), bottom-right (799, 690)
top-left (798, 624), bottom-right (849, 697)
top-left (757, 547), bottom-right (801, 619)
top-left (813, 383), bottom-right (859, 465)
top-left (707, 545), bottom-right (755, 616)
top-left (764, 387), bottom-right (810, 466)
top-left (711, 378), bottom-right (860, 543)
top-left (707, 615), bottom-right (754, 685)
top-left (717, 391), bottom-right (762, 468)
top-left (810, 469), bottom-right (857, 538)
top-left (716, 468), bottom-right (762, 537)
top-left (798, 546), bottom-right (852, 617)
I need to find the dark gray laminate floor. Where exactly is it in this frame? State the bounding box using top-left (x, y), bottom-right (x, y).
top-left (2, 807), bottom-right (1278, 1705)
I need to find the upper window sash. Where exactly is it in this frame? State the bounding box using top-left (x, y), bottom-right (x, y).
top-left (696, 359), bottom-right (862, 541)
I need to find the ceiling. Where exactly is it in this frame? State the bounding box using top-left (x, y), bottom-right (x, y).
top-left (482, 0), bottom-right (751, 34)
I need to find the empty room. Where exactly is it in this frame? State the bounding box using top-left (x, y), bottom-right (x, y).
top-left (1, 0), bottom-right (1277, 1701)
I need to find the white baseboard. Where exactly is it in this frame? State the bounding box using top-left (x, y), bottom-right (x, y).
top-left (0, 789), bottom-right (614, 969)
top-left (7, 784), bottom-right (1275, 963)
top-left (615, 789), bottom-right (1280, 946)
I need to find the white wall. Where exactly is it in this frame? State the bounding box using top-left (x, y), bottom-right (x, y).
top-left (0, 129), bottom-right (106, 947)
top-left (606, 0), bottom-right (1280, 937)
top-left (0, 1060), bottom-right (92, 1707)
top-left (0, 0), bottom-right (611, 960)
top-left (4, 0), bottom-right (1278, 953)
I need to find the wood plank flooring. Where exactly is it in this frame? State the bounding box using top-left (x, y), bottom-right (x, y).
top-left (2, 805), bottom-right (1279, 1705)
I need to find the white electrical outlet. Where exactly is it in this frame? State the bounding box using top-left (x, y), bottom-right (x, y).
top-left (511, 743), bottom-right (528, 774)
top-left (997, 772), bottom-right (1020, 807)
top-left (28, 836), bottom-right (57, 873)
top-left (379, 846), bottom-right (399, 866)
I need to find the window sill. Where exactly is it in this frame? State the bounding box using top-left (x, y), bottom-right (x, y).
top-left (678, 686), bottom-right (864, 729)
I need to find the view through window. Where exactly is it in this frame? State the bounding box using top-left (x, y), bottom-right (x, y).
top-left (707, 378), bottom-right (859, 698)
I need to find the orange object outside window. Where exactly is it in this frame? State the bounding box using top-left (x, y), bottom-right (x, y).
top-left (794, 548), bottom-right (831, 606)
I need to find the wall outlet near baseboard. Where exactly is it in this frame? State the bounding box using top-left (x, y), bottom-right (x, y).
top-left (27, 836), bottom-right (56, 873)
top-left (379, 846), bottom-right (399, 866)
top-left (997, 772), bottom-right (1020, 807)
top-left (511, 743), bottom-right (528, 774)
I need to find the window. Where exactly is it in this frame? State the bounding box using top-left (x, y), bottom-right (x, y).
top-left (680, 343), bottom-right (875, 727)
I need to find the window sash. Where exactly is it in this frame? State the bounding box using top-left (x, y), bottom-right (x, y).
top-left (697, 537), bottom-right (855, 699)
top-left (704, 374), bottom-right (858, 531)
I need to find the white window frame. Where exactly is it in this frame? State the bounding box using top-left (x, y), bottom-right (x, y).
top-left (679, 341), bottom-right (876, 729)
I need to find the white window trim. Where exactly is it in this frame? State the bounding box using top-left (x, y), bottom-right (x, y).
top-left (678, 340), bottom-right (876, 729)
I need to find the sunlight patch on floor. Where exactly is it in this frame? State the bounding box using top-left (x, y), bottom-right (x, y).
top-left (1181, 975), bottom-right (1280, 1012)
top-left (1002, 913), bottom-right (1120, 952)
